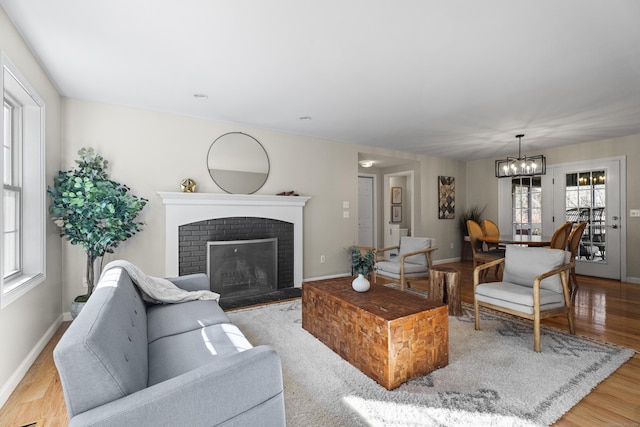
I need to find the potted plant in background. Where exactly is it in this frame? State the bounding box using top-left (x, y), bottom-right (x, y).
top-left (48, 147), bottom-right (148, 318)
top-left (350, 247), bottom-right (376, 292)
top-left (458, 205), bottom-right (485, 261)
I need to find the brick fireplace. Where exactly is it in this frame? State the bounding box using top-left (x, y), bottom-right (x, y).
top-left (179, 218), bottom-right (293, 291)
top-left (158, 192), bottom-right (311, 288)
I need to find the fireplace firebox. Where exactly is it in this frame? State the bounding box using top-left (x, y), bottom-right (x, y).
top-left (207, 238), bottom-right (278, 299)
top-left (178, 217), bottom-right (293, 291)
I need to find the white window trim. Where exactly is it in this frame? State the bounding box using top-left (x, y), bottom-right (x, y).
top-left (1, 51), bottom-right (46, 308)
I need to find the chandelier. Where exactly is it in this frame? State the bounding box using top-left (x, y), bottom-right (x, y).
top-left (495, 134), bottom-right (546, 178)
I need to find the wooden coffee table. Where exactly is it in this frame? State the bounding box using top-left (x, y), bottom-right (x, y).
top-left (302, 277), bottom-right (448, 390)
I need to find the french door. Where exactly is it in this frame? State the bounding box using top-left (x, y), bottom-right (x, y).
top-left (551, 158), bottom-right (624, 280)
top-left (500, 157), bottom-right (624, 280)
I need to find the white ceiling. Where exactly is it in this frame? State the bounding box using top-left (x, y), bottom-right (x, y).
top-left (2, 0), bottom-right (640, 161)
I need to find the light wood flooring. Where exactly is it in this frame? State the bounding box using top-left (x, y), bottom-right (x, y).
top-left (0, 260), bottom-right (638, 426)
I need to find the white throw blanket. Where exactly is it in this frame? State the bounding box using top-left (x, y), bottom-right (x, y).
top-left (101, 260), bottom-right (220, 303)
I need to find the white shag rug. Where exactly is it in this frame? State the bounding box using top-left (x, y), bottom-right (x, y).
top-left (226, 299), bottom-right (634, 427)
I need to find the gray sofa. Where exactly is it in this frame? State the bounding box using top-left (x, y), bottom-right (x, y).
top-left (54, 266), bottom-right (285, 426)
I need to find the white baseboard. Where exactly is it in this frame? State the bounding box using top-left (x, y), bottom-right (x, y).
top-left (302, 273), bottom-right (351, 284)
top-left (434, 257), bottom-right (461, 265)
top-left (0, 315), bottom-right (63, 409)
top-left (62, 311), bottom-right (73, 322)
top-left (625, 276), bottom-right (640, 284)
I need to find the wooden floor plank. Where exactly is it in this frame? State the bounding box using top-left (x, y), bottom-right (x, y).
top-left (0, 260), bottom-right (638, 426)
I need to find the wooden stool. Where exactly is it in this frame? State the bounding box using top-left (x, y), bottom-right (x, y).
top-left (429, 266), bottom-right (462, 316)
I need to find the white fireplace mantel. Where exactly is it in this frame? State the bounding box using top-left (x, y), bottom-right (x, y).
top-left (158, 192), bottom-right (311, 286)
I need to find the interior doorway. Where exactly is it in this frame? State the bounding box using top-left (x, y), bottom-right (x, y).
top-left (383, 170), bottom-right (414, 253)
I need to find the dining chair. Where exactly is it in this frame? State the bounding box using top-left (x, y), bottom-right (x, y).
top-left (473, 245), bottom-right (575, 352)
top-left (466, 220), bottom-right (504, 279)
top-left (480, 219), bottom-right (501, 251)
top-left (567, 222), bottom-right (587, 299)
top-left (550, 221), bottom-right (573, 250)
top-left (375, 236), bottom-right (437, 291)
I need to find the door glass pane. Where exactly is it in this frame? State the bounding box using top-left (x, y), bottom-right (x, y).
top-left (565, 170), bottom-right (606, 262)
top-left (511, 177), bottom-right (542, 235)
top-left (3, 189), bottom-right (20, 277)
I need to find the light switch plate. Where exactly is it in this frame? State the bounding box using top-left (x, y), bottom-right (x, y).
top-left (343, 201), bottom-right (349, 209)
top-left (630, 209), bottom-right (640, 217)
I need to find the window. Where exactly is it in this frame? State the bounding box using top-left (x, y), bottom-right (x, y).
top-left (1, 52), bottom-right (46, 307)
top-left (511, 176), bottom-right (542, 236)
top-left (4, 97), bottom-right (21, 279)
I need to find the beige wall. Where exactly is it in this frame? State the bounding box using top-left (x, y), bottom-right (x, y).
top-left (0, 7), bottom-right (63, 405)
top-left (61, 99), bottom-right (468, 311)
top-left (466, 134), bottom-right (640, 280)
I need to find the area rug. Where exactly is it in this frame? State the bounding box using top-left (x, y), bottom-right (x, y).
top-left (226, 299), bottom-right (634, 427)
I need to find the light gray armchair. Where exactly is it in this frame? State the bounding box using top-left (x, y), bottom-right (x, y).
top-left (375, 236), bottom-right (437, 291)
top-left (473, 245), bottom-right (574, 352)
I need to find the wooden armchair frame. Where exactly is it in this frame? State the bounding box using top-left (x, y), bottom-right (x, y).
top-left (375, 244), bottom-right (438, 291)
top-left (473, 257), bottom-right (575, 352)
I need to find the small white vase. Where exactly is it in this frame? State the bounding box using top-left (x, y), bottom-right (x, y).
top-left (352, 274), bottom-right (370, 292)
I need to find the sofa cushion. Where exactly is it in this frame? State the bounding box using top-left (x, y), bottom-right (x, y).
top-left (398, 237), bottom-right (434, 266)
top-left (502, 246), bottom-right (567, 293)
top-left (148, 323), bottom-right (253, 386)
top-left (146, 300), bottom-right (230, 344)
top-left (54, 267), bottom-right (149, 418)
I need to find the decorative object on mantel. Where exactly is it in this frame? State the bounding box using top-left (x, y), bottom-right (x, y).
top-left (495, 134), bottom-right (546, 178)
top-left (48, 147), bottom-right (148, 318)
top-left (276, 190), bottom-right (299, 196)
top-left (180, 178), bottom-right (196, 192)
top-left (438, 176), bottom-right (455, 219)
top-left (350, 247), bottom-right (376, 292)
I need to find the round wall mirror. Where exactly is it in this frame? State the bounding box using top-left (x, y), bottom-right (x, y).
top-left (207, 132), bottom-right (270, 194)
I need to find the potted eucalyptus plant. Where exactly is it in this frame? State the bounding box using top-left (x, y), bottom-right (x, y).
top-left (350, 247), bottom-right (376, 292)
top-left (48, 147), bottom-right (148, 317)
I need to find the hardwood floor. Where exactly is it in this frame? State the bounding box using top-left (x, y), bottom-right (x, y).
top-left (0, 260), bottom-right (638, 426)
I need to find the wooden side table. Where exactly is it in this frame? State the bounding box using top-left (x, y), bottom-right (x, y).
top-left (429, 266), bottom-right (463, 316)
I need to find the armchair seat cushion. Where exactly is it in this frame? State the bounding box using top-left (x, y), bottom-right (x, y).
top-left (376, 260), bottom-right (429, 277)
top-left (475, 282), bottom-right (565, 315)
